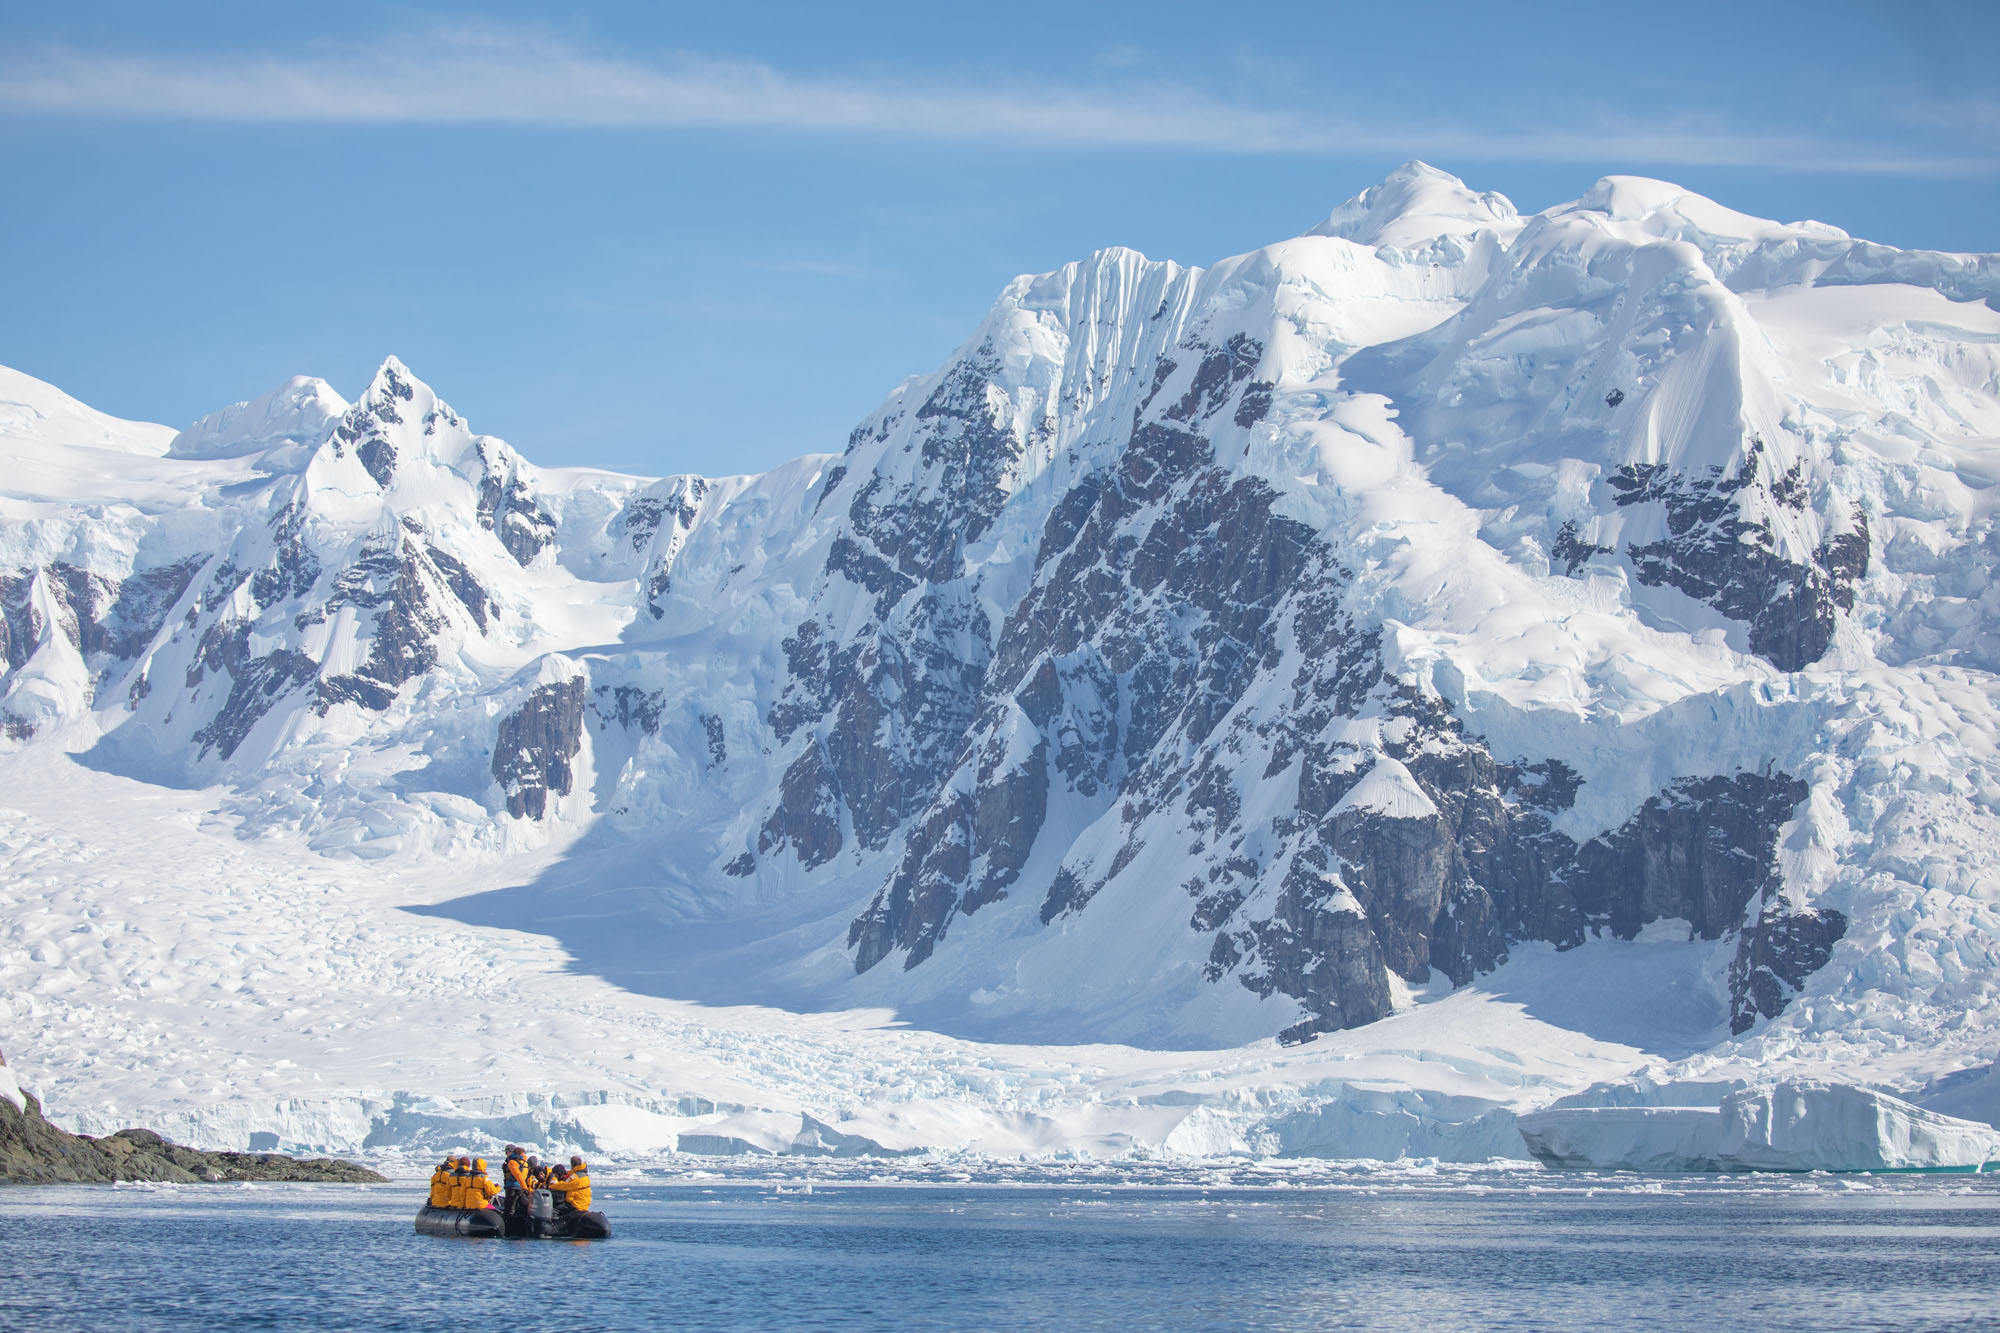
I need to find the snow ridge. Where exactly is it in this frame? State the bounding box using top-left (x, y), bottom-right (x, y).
top-left (5, 163), bottom-right (2000, 1158)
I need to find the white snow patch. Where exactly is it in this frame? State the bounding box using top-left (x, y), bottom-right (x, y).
top-left (1331, 756), bottom-right (1439, 821)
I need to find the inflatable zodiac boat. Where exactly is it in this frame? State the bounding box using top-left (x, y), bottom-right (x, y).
top-left (414, 1189), bottom-right (611, 1240)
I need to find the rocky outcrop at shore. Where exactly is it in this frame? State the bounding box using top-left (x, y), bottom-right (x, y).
top-left (0, 1060), bottom-right (383, 1185)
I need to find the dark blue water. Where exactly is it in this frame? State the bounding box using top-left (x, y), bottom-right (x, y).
top-left (5, 1173), bottom-right (1998, 1331)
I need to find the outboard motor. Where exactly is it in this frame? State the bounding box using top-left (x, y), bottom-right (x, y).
top-left (530, 1188), bottom-right (554, 1224)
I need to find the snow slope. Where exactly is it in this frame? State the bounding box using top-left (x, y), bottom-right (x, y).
top-left (0, 749), bottom-right (1686, 1160)
top-left (4, 162), bottom-right (2000, 1162)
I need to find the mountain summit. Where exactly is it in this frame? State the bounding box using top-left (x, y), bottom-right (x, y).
top-left (1307, 159), bottom-right (1521, 247)
top-left (4, 167), bottom-right (1999, 1134)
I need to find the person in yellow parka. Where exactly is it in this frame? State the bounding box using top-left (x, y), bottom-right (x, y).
top-left (547, 1164), bottom-right (591, 1214)
top-left (466, 1158), bottom-right (501, 1210)
top-left (565, 1156), bottom-right (592, 1209)
top-left (428, 1157), bottom-right (454, 1208)
top-left (450, 1155), bottom-right (473, 1209)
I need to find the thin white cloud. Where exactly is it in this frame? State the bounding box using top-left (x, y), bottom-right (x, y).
top-left (1, 26), bottom-right (1992, 177)
top-left (0, 28), bottom-right (1315, 148)
top-left (1888, 94), bottom-right (2000, 141)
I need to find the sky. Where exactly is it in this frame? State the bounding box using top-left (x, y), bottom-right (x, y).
top-left (1, 0), bottom-right (1996, 479)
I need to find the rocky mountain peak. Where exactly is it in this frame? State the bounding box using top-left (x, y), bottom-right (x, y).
top-left (362, 353), bottom-right (420, 401)
top-left (321, 356), bottom-right (477, 490)
top-left (352, 355), bottom-right (455, 435)
top-left (3, 166), bottom-right (1998, 1066)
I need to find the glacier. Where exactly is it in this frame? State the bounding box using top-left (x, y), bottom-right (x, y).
top-left (3, 162), bottom-right (2000, 1169)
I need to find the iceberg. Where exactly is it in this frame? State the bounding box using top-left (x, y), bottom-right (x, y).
top-left (1516, 1081), bottom-right (2000, 1173)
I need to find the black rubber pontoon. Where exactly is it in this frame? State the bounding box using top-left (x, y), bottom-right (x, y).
top-left (414, 1204), bottom-right (504, 1238)
top-left (414, 1189), bottom-right (611, 1240)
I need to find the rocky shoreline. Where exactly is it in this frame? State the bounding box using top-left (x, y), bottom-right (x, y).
top-left (1, 1068), bottom-right (383, 1185)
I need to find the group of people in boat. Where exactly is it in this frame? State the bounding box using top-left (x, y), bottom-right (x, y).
top-left (428, 1145), bottom-right (593, 1216)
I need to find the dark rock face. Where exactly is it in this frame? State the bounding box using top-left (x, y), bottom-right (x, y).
top-left (314, 534), bottom-right (468, 715)
top-left (1218, 760), bottom-right (1812, 1042)
top-left (758, 743), bottom-right (844, 867)
top-left (1233, 675), bottom-right (1534, 1030)
top-left (622, 496), bottom-right (669, 550)
top-left (422, 544), bottom-right (492, 633)
top-left (330, 362), bottom-right (417, 487)
top-left (1, 557), bottom-right (204, 737)
top-left (630, 476), bottom-right (711, 618)
top-left (1611, 438), bottom-right (1868, 671)
top-left (866, 345), bottom-right (1023, 584)
top-left (1570, 772), bottom-right (1811, 941)
top-left (1728, 902), bottom-right (1849, 1034)
top-left (0, 1073), bottom-right (383, 1185)
top-left (747, 341), bottom-right (1059, 880)
top-left (842, 336), bottom-right (1306, 972)
top-left (1552, 521), bottom-right (1612, 575)
top-left (1236, 653), bottom-right (1810, 1039)
top-left (598, 684), bottom-right (665, 736)
top-left (849, 726), bottom-right (1049, 971)
top-left (0, 559), bottom-right (202, 675)
top-left (1, 570), bottom-right (64, 675)
top-left (745, 323), bottom-right (1843, 1040)
top-left (1232, 854), bottom-right (1395, 1039)
top-left (493, 676), bottom-right (588, 819)
top-left (619, 287), bottom-right (1863, 1043)
top-left (191, 645), bottom-right (319, 760)
top-left (174, 511), bottom-right (492, 759)
top-left (475, 442), bottom-right (558, 567)
top-left (758, 585), bottom-right (990, 872)
top-left (243, 502), bottom-right (322, 615)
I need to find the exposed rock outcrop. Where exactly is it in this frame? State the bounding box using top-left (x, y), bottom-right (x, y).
top-left (0, 1057), bottom-right (382, 1185)
top-left (1611, 438), bottom-right (1868, 672)
top-left (765, 277), bottom-right (1836, 1042)
top-left (493, 668), bottom-right (590, 820)
top-left (1728, 902), bottom-right (1849, 1035)
top-left (15, 164), bottom-right (1987, 1057)
top-left (474, 440), bottom-right (558, 567)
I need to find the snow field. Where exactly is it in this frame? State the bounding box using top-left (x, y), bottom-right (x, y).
top-left (1, 753), bottom-right (1677, 1161)
top-left (5, 162), bottom-right (2000, 1168)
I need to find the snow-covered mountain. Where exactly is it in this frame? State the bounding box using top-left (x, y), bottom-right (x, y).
top-left (5, 163), bottom-right (2000, 1157)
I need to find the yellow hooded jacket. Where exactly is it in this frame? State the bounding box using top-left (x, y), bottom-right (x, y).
top-left (550, 1170), bottom-right (592, 1212)
top-left (467, 1161), bottom-right (499, 1209)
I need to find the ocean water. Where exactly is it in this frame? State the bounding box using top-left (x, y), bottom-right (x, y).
top-left (4, 1169), bottom-right (1997, 1331)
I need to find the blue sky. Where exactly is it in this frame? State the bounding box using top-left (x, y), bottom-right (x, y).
top-left (2, 1), bottom-right (1995, 477)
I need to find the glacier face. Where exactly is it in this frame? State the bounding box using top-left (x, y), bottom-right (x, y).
top-left (4, 162), bottom-right (2000, 1117)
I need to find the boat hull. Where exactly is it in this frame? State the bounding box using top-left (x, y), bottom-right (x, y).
top-left (413, 1203), bottom-right (611, 1240)
top-left (516, 1209), bottom-right (612, 1240)
top-left (414, 1204), bottom-right (504, 1238)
